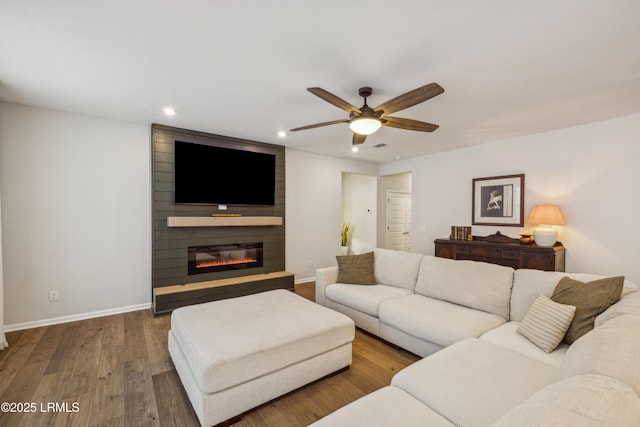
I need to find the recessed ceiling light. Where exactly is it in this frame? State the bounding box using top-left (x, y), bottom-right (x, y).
top-left (163, 107), bottom-right (176, 116)
top-left (277, 131), bottom-right (286, 138)
top-left (352, 146), bottom-right (359, 152)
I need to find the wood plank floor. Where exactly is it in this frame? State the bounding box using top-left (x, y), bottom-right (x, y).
top-left (0, 283), bottom-right (419, 426)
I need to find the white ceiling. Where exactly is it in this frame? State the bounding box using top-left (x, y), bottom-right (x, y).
top-left (2, 1), bottom-right (640, 163)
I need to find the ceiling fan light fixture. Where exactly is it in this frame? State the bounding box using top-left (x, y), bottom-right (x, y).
top-left (349, 117), bottom-right (381, 135)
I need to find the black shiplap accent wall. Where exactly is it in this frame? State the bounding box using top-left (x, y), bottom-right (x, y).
top-left (151, 124), bottom-right (286, 289)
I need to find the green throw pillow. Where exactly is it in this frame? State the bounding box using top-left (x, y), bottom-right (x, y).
top-left (551, 276), bottom-right (624, 344)
top-left (336, 251), bottom-right (376, 285)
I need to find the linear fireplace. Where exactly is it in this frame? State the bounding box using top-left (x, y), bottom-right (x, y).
top-left (188, 242), bottom-right (264, 275)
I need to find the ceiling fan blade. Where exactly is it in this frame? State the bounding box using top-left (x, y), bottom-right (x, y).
top-left (352, 133), bottom-right (367, 145)
top-left (382, 116), bottom-right (439, 132)
top-left (307, 87), bottom-right (361, 114)
top-left (374, 83), bottom-right (444, 115)
top-left (290, 119), bottom-right (349, 132)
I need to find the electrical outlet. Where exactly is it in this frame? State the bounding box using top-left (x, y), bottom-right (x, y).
top-left (49, 290), bottom-right (59, 302)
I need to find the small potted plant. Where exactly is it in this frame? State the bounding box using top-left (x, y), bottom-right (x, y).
top-left (340, 223), bottom-right (350, 255)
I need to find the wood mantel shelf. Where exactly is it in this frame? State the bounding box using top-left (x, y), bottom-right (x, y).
top-left (167, 216), bottom-right (283, 227)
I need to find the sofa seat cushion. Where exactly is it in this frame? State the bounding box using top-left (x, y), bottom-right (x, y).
top-left (559, 314), bottom-right (640, 395)
top-left (326, 283), bottom-right (412, 317)
top-left (493, 374), bottom-right (640, 427)
top-left (415, 256), bottom-right (514, 320)
top-left (309, 386), bottom-right (455, 427)
top-left (379, 294), bottom-right (506, 348)
top-left (480, 322), bottom-right (568, 367)
top-left (392, 338), bottom-right (557, 427)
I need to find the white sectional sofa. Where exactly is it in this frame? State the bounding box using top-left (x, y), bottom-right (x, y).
top-left (312, 248), bottom-right (640, 426)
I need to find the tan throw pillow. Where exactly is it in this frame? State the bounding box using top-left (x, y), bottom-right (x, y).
top-left (551, 276), bottom-right (624, 344)
top-left (336, 252), bottom-right (375, 285)
top-left (517, 295), bottom-right (576, 353)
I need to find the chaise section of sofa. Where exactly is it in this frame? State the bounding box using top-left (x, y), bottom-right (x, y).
top-left (391, 338), bottom-right (558, 427)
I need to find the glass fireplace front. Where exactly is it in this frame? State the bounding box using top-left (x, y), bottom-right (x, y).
top-left (188, 242), bottom-right (263, 275)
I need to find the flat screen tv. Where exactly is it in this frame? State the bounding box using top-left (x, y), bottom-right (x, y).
top-left (174, 140), bottom-right (276, 206)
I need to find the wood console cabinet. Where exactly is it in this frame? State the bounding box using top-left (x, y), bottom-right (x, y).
top-left (434, 236), bottom-right (565, 272)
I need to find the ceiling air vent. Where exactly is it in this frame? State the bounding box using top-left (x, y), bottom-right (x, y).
top-left (372, 143), bottom-right (387, 148)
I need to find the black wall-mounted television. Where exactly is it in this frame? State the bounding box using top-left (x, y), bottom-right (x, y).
top-left (174, 140), bottom-right (276, 206)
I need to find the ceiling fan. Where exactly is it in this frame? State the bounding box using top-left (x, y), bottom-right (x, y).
top-left (290, 83), bottom-right (444, 146)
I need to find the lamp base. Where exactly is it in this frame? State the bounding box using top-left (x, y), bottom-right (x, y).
top-left (533, 227), bottom-right (557, 247)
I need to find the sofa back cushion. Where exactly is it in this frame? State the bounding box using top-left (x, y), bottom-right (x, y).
top-left (511, 270), bottom-right (638, 322)
top-left (373, 248), bottom-right (424, 291)
top-left (595, 290), bottom-right (640, 327)
top-left (415, 256), bottom-right (514, 320)
top-left (558, 314), bottom-right (640, 396)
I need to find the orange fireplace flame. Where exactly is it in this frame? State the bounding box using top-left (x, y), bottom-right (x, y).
top-left (196, 257), bottom-right (257, 268)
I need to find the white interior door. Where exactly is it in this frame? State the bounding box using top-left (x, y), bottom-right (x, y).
top-left (386, 191), bottom-right (412, 251)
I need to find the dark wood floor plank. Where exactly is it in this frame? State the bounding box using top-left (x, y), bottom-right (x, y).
top-left (0, 327), bottom-right (47, 396)
top-left (152, 369), bottom-right (199, 427)
top-left (124, 357), bottom-right (160, 426)
top-left (124, 311), bottom-right (149, 362)
top-left (44, 322), bottom-right (86, 376)
top-left (102, 313), bottom-right (125, 348)
top-left (23, 372), bottom-right (63, 427)
top-left (89, 345), bottom-right (125, 426)
top-left (61, 317), bottom-right (105, 402)
top-left (0, 359), bottom-right (50, 426)
top-left (143, 316), bottom-right (172, 376)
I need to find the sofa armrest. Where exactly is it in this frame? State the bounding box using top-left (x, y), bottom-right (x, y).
top-left (315, 266), bottom-right (339, 306)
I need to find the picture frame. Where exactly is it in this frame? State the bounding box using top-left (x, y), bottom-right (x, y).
top-left (472, 174), bottom-right (524, 226)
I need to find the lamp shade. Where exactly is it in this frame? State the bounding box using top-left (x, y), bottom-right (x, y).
top-left (528, 205), bottom-right (565, 247)
top-left (528, 205), bottom-right (565, 225)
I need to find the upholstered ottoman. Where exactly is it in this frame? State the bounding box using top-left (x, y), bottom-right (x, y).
top-left (168, 289), bottom-right (355, 426)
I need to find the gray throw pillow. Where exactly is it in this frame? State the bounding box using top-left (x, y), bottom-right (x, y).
top-left (551, 276), bottom-right (624, 344)
top-left (336, 252), bottom-right (375, 285)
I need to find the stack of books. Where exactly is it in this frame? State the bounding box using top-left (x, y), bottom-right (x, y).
top-left (451, 226), bottom-right (472, 241)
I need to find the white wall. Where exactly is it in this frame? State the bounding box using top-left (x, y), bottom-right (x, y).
top-left (0, 103), bottom-right (151, 327)
top-left (381, 113), bottom-right (640, 284)
top-left (285, 150), bottom-right (378, 282)
top-left (342, 173), bottom-right (377, 255)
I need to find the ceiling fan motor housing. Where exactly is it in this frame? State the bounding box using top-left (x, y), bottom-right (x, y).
top-left (358, 87), bottom-right (373, 98)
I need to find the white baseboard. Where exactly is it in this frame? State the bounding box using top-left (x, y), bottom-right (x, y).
top-left (295, 277), bottom-right (315, 285)
top-left (4, 302), bottom-right (152, 332)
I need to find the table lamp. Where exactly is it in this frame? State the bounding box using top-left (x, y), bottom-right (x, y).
top-left (527, 205), bottom-right (565, 247)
